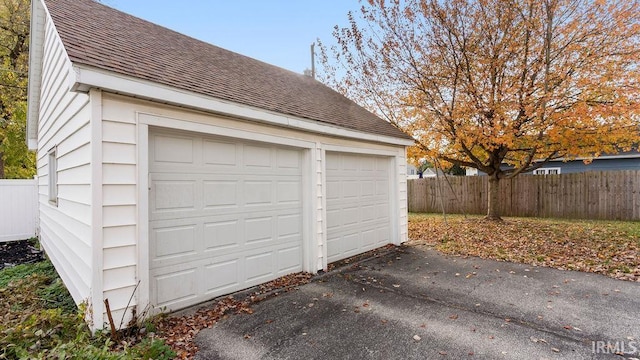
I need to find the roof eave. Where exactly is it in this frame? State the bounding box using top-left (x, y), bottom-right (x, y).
top-left (70, 64), bottom-right (415, 147)
top-left (26, 0), bottom-right (46, 150)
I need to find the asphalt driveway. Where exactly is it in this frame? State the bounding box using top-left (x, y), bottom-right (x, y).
top-left (195, 246), bottom-right (640, 359)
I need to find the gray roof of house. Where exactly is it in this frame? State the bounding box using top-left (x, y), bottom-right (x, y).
top-left (44, 0), bottom-right (411, 140)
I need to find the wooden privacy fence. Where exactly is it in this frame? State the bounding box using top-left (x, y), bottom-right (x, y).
top-left (408, 170), bottom-right (640, 221)
top-left (0, 179), bottom-right (38, 242)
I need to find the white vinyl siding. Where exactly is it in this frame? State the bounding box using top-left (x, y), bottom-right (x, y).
top-left (100, 105), bottom-right (139, 324)
top-left (36, 12), bottom-right (92, 306)
top-left (397, 152), bottom-right (408, 243)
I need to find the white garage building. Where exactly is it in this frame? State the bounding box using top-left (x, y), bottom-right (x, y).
top-left (27, 0), bottom-right (413, 330)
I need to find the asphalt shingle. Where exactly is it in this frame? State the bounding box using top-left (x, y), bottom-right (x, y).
top-left (44, 0), bottom-right (411, 140)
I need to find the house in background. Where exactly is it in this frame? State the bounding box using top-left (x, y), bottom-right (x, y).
top-left (407, 163), bottom-right (419, 179)
top-left (421, 168), bottom-right (445, 178)
top-left (27, 0), bottom-right (413, 330)
top-left (465, 150), bottom-right (640, 176)
top-left (531, 151), bottom-right (640, 174)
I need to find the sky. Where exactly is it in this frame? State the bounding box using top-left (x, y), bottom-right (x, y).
top-left (104, 0), bottom-right (359, 74)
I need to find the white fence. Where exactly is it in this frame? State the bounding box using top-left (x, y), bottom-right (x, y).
top-left (0, 179), bottom-right (38, 242)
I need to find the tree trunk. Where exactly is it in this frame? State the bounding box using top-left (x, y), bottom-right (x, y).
top-left (486, 175), bottom-right (501, 221)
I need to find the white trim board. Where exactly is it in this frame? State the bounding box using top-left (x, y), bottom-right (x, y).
top-left (71, 65), bottom-right (414, 147)
top-left (138, 113), bottom-right (316, 150)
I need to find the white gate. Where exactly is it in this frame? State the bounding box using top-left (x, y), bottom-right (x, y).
top-left (0, 179), bottom-right (38, 242)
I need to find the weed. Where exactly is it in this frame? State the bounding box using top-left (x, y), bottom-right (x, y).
top-left (0, 260), bottom-right (175, 359)
top-left (130, 338), bottom-right (176, 359)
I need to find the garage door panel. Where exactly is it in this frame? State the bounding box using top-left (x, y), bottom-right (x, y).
top-left (244, 180), bottom-right (273, 205)
top-left (361, 181), bottom-right (375, 197)
top-left (341, 154), bottom-right (360, 170)
top-left (342, 207), bottom-right (360, 225)
top-left (203, 181), bottom-right (238, 208)
top-left (150, 130), bottom-right (303, 311)
top-left (277, 181), bottom-right (301, 204)
top-left (326, 152), bottom-right (392, 263)
top-left (343, 233), bottom-right (360, 252)
top-left (326, 237), bottom-right (341, 261)
top-left (376, 227), bottom-right (390, 245)
top-left (245, 216), bottom-right (274, 244)
top-left (360, 157), bottom-right (376, 171)
top-left (278, 245), bottom-right (302, 274)
top-left (154, 268), bottom-right (198, 307)
top-left (277, 148), bottom-right (302, 169)
top-left (326, 180), bottom-right (340, 200)
top-left (278, 213), bottom-right (301, 238)
top-left (203, 220), bottom-right (240, 251)
top-left (376, 180), bottom-right (389, 196)
top-left (362, 229), bottom-right (376, 248)
top-left (153, 180), bottom-right (197, 211)
top-left (361, 205), bottom-right (377, 222)
top-left (244, 144), bottom-right (272, 168)
top-left (203, 259), bottom-right (240, 295)
top-left (154, 224), bottom-right (197, 259)
top-left (245, 251), bottom-right (275, 283)
top-left (326, 209), bottom-right (341, 230)
top-left (203, 140), bottom-right (238, 166)
top-left (153, 135), bottom-right (195, 164)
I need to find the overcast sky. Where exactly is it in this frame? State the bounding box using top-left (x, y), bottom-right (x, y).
top-left (104, 0), bottom-right (358, 74)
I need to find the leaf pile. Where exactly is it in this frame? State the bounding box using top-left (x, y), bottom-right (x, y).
top-left (408, 213), bottom-right (640, 282)
top-left (155, 272), bottom-right (313, 359)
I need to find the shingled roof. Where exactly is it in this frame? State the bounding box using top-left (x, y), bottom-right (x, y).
top-left (43, 0), bottom-right (411, 140)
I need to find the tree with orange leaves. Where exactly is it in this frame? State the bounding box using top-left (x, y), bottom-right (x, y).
top-left (320, 0), bottom-right (640, 220)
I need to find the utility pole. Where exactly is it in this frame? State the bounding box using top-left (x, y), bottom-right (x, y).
top-left (310, 42), bottom-right (316, 79)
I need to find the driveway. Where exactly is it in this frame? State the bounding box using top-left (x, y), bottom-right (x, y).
top-left (195, 246), bottom-right (640, 359)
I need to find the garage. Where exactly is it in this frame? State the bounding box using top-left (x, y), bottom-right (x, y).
top-left (326, 152), bottom-right (392, 263)
top-left (148, 129), bottom-right (304, 310)
top-left (30, 0), bottom-right (413, 329)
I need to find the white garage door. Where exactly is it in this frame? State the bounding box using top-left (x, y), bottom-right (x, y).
top-left (149, 130), bottom-right (303, 310)
top-left (326, 152), bottom-right (391, 263)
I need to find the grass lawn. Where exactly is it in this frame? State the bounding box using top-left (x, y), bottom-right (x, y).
top-left (408, 213), bottom-right (640, 282)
